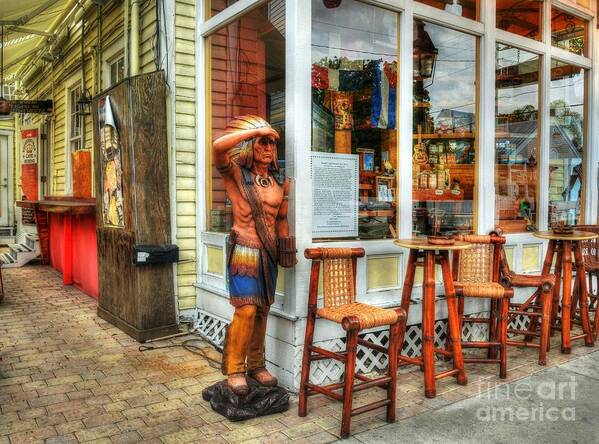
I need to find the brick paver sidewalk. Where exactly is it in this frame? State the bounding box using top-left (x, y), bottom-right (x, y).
top-left (1, 265), bottom-right (596, 443)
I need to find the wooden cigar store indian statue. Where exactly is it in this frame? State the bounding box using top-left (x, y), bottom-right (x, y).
top-left (213, 115), bottom-right (297, 395)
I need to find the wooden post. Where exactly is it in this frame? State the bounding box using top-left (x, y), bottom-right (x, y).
top-left (398, 250), bottom-right (417, 356)
top-left (440, 251), bottom-right (467, 386)
top-left (551, 243), bottom-right (563, 337)
top-left (341, 328), bottom-right (358, 438)
top-left (526, 240), bottom-right (556, 342)
top-left (298, 260), bottom-right (320, 417)
top-left (387, 320), bottom-right (399, 423)
top-left (422, 251), bottom-right (436, 398)
top-left (561, 241), bottom-right (573, 353)
top-left (539, 285), bottom-right (552, 365)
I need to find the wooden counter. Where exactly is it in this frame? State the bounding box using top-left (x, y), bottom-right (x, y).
top-left (16, 198), bottom-right (97, 292)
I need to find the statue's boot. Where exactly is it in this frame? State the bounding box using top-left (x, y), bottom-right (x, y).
top-left (222, 305), bottom-right (258, 395)
top-left (247, 306), bottom-right (277, 386)
top-left (227, 373), bottom-right (250, 395)
top-left (248, 367), bottom-right (278, 387)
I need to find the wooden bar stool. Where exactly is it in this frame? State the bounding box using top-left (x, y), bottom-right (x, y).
top-left (448, 233), bottom-right (513, 378)
top-left (395, 239), bottom-right (469, 398)
top-left (499, 246), bottom-right (555, 366)
top-left (533, 230), bottom-right (596, 353)
top-left (572, 225), bottom-right (599, 340)
top-left (299, 247), bottom-right (406, 439)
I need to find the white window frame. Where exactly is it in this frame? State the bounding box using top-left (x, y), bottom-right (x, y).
top-left (195, 0), bottom-right (598, 316)
top-left (64, 74), bottom-right (83, 195)
top-left (102, 38), bottom-right (126, 90)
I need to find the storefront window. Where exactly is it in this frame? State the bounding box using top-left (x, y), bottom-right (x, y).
top-left (415, 0), bottom-right (478, 21)
top-left (549, 61), bottom-right (585, 226)
top-left (412, 21), bottom-right (477, 236)
top-left (495, 44), bottom-right (539, 233)
top-left (551, 7), bottom-right (588, 56)
top-left (496, 0), bottom-right (542, 41)
top-left (208, 1), bottom-right (286, 232)
top-left (311, 0), bottom-right (398, 240)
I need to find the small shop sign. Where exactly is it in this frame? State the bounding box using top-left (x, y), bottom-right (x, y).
top-left (9, 100), bottom-right (53, 114)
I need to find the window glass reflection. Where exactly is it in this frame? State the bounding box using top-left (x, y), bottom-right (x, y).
top-left (549, 61), bottom-right (585, 226)
top-left (311, 0), bottom-right (399, 240)
top-left (551, 8), bottom-right (588, 56)
top-left (415, 0), bottom-right (478, 21)
top-left (412, 21), bottom-right (477, 236)
top-left (208, 2), bottom-right (286, 232)
top-left (495, 44), bottom-right (539, 233)
top-left (496, 0), bottom-right (541, 41)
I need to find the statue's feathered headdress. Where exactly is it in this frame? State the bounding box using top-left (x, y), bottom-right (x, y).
top-left (224, 115), bottom-right (279, 171)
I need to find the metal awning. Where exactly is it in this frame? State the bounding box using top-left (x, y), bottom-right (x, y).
top-left (0, 0), bottom-right (73, 85)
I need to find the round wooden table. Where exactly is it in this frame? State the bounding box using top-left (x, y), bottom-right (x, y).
top-left (533, 230), bottom-right (598, 353)
top-left (394, 238), bottom-right (472, 398)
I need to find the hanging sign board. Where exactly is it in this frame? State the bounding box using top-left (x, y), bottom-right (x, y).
top-left (9, 100), bottom-right (53, 114)
top-left (311, 152), bottom-right (359, 238)
top-left (20, 128), bottom-right (39, 225)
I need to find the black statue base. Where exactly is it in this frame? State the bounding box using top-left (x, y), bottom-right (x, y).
top-left (202, 378), bottom-right (290, 421)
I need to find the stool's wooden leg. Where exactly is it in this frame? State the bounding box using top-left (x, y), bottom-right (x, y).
top-left (573, 242), bottom-right (594, 347)
top-left (539, 286), bottom-right (552, 365)
top-left (422, 251), bottom-right (437, 398)
top-left (440, 251), bottom-right (467, 386)
top-left (299, 261), bottom-right (320, 417)
top-left (526, 240), bottom-right (556, 342)
top-left (561, 242), bottom-right (573, 354)
top-left (488, 298), bottom-right (499, 360)
top-left (499, 297), bottom-right (509, 379)
top-left (398, 250), bottom-right (417, 356)
top-left (551, 243), bottom-right (563, 338)
top-left (341, 329), bottom-right (358, 439)
top-left (298, 307), bottom-right (315, 417)
top-left (387, 321), bottom-right (399, 423)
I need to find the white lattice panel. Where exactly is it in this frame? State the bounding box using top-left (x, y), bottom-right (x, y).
top-left (194, 309), bottom-right (228, 350)
top-left (194, 307), bottom-right (530, 388)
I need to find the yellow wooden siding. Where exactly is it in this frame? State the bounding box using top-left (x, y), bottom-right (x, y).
top-left (174, 0), bottom-right (198, 311)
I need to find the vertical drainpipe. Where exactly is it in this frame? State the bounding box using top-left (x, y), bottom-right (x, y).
top-left (124, 0), bottom-right (129, 77)
top-left (130, 0), bottom-right (140, 76)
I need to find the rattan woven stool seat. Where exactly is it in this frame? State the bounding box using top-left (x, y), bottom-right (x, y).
top-left (317, 302), bottom-right (399, 330)
top-left (454, 282), bottom-right (507, 299)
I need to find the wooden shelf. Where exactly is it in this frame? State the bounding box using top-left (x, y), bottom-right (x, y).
top-left (413, 189), bottom-right (465, 202)
top-left (359, 210), bottom-right (395, 217)
top-left (413, 132), bottom-right (475, 140)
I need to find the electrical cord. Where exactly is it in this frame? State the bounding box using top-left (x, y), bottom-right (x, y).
top-left (138, 336), bottom-right (223, 370)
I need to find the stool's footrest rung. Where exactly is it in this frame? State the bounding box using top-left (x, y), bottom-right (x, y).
top-left (464, 358), bottom-right (501, 364)
top-left (357, 338), bottom-right (389, 354)
top-left (435, 368), bottom-right (460, 380)
top-left (354, 376), bottom-right (393, 393)
top-left (509, 311), bottom-right (543, 318)
top-left (461, 341), bottom-right (501, 348)
top-left (306, 383), bottom-right (343, 401)
top-left (571, 333), bottom-right (592, 342)
top-left (351, 399), bottom-right (391, 417)
top-left (507, 340), bottom-right (540, 348)
top-left (434, 348), bottom-right (452, 357)
top-left (462, 317), bottom-right (492, 324)
top-left (508, 329), bottom-right (541, 337)
top-left (310, 346), bottom-right (346, 362)
top-left (398, 355), bottom-right (422, 367)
